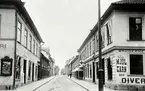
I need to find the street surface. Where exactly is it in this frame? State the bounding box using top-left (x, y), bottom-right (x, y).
top-left (34, 75), bottom-right (88, 91)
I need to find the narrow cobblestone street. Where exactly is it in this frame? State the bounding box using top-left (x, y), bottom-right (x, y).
top-left (3, 75), bottom-right (124, 91)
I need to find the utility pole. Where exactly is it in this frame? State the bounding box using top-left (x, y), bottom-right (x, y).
top-left (98, 0), bottom-right (104, 91)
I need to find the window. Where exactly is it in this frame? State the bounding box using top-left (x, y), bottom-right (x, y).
top-left (38, 46), bottom-right (40, 57)
top-left (24, 29), bottom-right (28, 47)
top-left (129, 17), bottom-right (142, 40)
top-left (106, 22), bottom-right (112, 44)
top-left (29, 35), bottom-right (32, 51)
top-left (36, 43), bottom-right (38, 56)
top-left (107, 58), bottom-right (112, 80)
top-left (90, 42), bottom-right (91, 56)
top-left (33, 39), bottom-right (35, 54)
top-left (96, 34), bottom-right (99, 51)
top-left (130, 55), bottom-right (143, 75)
top-left (17, 21), bottom-right (22, 42)
top-left (101, 27), bottom-right (105, 48)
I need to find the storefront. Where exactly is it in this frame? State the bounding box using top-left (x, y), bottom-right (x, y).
top-left (104, 49), bottom-right (145, 90)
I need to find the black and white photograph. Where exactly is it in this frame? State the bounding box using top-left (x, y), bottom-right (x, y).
top-left (0, 0), bottom-right (145, 91)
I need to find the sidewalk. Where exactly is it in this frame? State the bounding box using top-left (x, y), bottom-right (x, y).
top-left (70, 77), bottom-right (125, 91)
top-left (1, 76), bottom-right (54, 91)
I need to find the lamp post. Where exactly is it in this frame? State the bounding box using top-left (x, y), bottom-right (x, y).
top-left (98, 0), bottom-right (104, 91)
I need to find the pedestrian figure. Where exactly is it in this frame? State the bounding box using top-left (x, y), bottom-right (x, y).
top-left (70, 73), bottom-right (72, 78)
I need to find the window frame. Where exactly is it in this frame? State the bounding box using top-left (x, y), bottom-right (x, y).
top-left (17, 21), bottom-right (22, 43)
top-left (29, 35), bottom-right (32, 51)
top-left (33, 39), bottom-right (35, 54)
top-left (129, 54), bottom-right (143, 75)
top-left (24, 29), bottom-right (28, 47)
top-left (129, 17), bottom-right (142, 41)
top-left (106, 21), bottom-right (112, 45)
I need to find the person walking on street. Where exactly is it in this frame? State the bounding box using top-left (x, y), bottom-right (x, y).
top-left (70, 73), bottom-right (72, 78)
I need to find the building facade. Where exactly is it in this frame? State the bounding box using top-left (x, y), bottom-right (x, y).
top-left (0, 0), bottom-right (43, 90)
top-left (38, 51), bottom-right (51, 79)
top-left (77, 0), bottom-right (145, 90)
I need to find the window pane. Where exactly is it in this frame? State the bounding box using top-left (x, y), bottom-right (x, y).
top-left (29, 35), bottom-right (32, 51)
top-left (24, 29), bottom-right (28, 47)
top-left (129, 17), bottom-right (142, 40)
top-left (17, 21), bottom-right (22, 42)
top-left (130, 55), bottom-right (143, 75)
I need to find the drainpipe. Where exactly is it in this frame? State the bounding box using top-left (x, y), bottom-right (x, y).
top-left (13, 11), bottom-right (17, 90)
top-left (40, 42), bottom-right (44, 79)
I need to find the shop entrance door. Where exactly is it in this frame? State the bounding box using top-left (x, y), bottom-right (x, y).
top-left (23, 60), bottom-right (27, 84)
top-left (102, 58), bottom-right (105, 84)
top-left (32, 63), bottom-right (34, 81)
top-left (93, 62), bottom-right (95, 82)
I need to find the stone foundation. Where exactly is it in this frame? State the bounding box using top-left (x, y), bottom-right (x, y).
top-left (105, 83), bottom-right (145, 91)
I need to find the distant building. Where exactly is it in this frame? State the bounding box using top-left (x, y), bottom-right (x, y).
top-left (54, 65), bottom-right (60, 75)
top-left (41, 47), bottom-right (55, 76)
top-left (38, 50), bottom-right (51, 79)
top-left (60, 68), bottom-right (65, 75)
top-left (0, 0), bottom-right (43, 90)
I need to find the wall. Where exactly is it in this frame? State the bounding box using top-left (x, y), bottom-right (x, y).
top-left (0, 9), bottom-right (15, 87)
top-left (113, 12), bottom-right (145, 47)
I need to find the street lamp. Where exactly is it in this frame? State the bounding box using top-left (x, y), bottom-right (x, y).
top-left (98, 0), bottom-right (104, 91)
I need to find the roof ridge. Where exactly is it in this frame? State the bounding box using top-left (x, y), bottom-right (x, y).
top-left (113, 0), bottom-right (145, 4)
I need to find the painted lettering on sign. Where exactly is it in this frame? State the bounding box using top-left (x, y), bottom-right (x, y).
top-left (116, 59), bottom-right (127, 65)
top-left (122, 78), bottom-right (145, 84)
top-left (0, 44), bottom-right (6, 49)
top-left (116, 56), bottom-right (127, 73)
top-left (119, 74), bottom-right (125, 76)
top-left (117, 66), bottom-right (126, 72)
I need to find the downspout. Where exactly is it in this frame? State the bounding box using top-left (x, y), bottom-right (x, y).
top-left (13, 11), bottom-right (17, 90)
top-left (40, 42), bottom-right (44, 79)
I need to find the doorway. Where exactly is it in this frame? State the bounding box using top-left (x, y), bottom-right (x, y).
top-left (102, 58), bottom-right (105, 84)
top-left (32, 63), bottom-right (34, 81)
top-left (92, 62), bottom-right (95, 82)
top-left (23, 60), bottom-right (27, 84)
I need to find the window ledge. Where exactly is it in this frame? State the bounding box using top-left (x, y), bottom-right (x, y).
top-left (127, 40), bottom-right (145, 41)
top-left (127, 74), bottom-right (145, 77)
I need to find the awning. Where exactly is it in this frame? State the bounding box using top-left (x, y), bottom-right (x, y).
top-left (72, 67), bottom-right (83, 72)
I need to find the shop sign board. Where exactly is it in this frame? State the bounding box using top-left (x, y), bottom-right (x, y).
top-left (1, 56), bottom-right (13, 76)
top-left (116, 55), bottom-right (127, 73)
top-left (122, 77), bottom-right (145, 84)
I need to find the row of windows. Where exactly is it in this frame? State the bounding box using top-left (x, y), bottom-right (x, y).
top-left (80, 21), bottom-right (112, 60)
top-left (84, 54), bottom-right (143, 80)
top-left (80, 17), bottom-right (143, 60)
top-left (17, 21), bottom-right (40, 57)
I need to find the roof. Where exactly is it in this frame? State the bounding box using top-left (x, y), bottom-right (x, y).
top-left (113, 0), bottom-right (145, 4)
top-left (77, 0), bottom-right (145, 52)
top-left (41, 50), bottom-right (49, 59)
top-left (0, 0), bottom-right (44, 43)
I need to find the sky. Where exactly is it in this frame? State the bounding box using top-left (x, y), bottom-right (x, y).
top-left (22, 0), bottom-right (118, 69)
